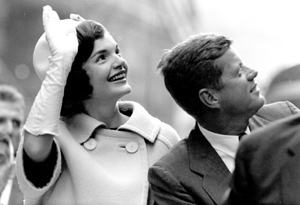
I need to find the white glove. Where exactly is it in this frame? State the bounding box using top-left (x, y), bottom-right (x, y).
top-left (24, 5), bottom-right (79, 136)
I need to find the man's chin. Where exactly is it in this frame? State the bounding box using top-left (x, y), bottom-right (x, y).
top-left (259, 95), bottom-right (265, 105)
top-left (254, 96), bottom-right (266, 111)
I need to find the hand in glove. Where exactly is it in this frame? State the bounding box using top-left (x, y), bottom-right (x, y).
top-left (25, 6), bottom-right (82, 136)
top-left (43, 5), bottom-right (78, 69)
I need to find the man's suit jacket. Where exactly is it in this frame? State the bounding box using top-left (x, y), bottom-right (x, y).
top-left (148, 101), bottom-right (299, 205)
top-left (223, 111), bottom-right (300, 205)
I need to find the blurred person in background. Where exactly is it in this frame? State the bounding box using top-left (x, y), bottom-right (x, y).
top-left (148, 33), bottom-right (299, 205)
top-left (0, 85), bottom-right (25, 205)
top-left (0, 85), bottom-right (25, 155)
top-left (0, 135), bottom-right (16, 205)
top-left (222, 112), bottom-right (300, 205)
top-left (16, 5), bottom-right (180, 205)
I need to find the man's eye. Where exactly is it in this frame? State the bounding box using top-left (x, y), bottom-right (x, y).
top-left (0, 154), bottom-right (6, 165)
top-left (12, 120), bottom-right (21, 128)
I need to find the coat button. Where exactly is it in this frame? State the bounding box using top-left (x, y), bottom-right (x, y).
top-left (84, 138), bottom-right (97, 150)
top-left (126, 142), bottom-right (138, 153)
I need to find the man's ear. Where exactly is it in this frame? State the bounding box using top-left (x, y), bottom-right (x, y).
top-left (199, 88), bottom-right (220, 109)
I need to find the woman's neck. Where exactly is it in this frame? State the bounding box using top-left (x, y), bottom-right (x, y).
top-left (83, 99), bottom-right (129, 128)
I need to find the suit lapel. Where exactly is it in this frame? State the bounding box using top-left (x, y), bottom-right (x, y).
top-left (187, 125), bottom-right (231, 205)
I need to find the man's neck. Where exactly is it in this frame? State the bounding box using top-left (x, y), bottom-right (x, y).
top-left (197, 113), bottom-right (250, 135)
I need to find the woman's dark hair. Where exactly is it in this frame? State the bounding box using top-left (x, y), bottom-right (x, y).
top-left (60, 20), bottom-right (106, 119)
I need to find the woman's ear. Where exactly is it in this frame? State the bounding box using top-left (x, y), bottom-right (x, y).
top-left (199, 88), bottom-right (220, 109)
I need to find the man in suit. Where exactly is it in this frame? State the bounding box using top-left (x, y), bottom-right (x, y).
top-left (0, 85), bottom-right (25, 205)
top-left (223, 113), bottom-right (300, 205)
top-left (148, 33), bottom-right (299, 205)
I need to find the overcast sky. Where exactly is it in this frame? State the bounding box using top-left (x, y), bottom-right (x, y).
top-left (196, 0), bottom-right (300, 94)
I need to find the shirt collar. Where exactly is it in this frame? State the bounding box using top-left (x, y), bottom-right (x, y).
top-left (64, 101), bottom-right (161, 144)
top-left (244, 126), bottom-right (250, 135)
top-left (198, 124), bottom-right (249, 158)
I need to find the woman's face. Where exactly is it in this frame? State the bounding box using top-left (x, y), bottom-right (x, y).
top-left (83, 32), bottom-right (131, 102)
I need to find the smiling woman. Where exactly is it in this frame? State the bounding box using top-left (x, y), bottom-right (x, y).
top-left (15, 5), bottom-right (180, 205)
top-left (82, 35), bottom-right (132, 109)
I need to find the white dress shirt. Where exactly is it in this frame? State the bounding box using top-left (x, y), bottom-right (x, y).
top-left (198, 124), bottom-right (250, 173)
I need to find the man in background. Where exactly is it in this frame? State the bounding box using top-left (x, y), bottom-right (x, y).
top-left (0, 85), bottom-right (25, 205)
top-left (148, 33), bottom-right (299, 205)
top-left (0, 134), bottom-right (15, 204)
top-left (223, 112), bottom-right (300, 205)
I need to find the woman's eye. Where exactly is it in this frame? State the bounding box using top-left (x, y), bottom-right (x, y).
top-left (96, 54), bottom-right (106, 62)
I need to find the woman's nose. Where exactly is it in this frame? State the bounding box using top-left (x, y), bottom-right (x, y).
top-left (113, 55), bottom-right (127, 69)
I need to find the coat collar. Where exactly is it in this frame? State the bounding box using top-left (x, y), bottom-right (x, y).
top-left (63, 101), bottom-right (161, 144)
top-left (187, 123), bottom-right (231, 205)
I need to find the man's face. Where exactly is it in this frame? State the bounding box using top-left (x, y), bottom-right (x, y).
top-left (0, 101), bottom-right (24, 153)
top-left (214, 47), bottom-right (265, 117)
top-left (0, 137), bottom-right (13, 193)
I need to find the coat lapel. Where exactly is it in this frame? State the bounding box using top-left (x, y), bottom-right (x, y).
top-left (187, 125), bottom-right (231, 204)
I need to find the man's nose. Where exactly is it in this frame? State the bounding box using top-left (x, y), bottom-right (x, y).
top-left (0, 132), bottom-right (10, 142)
top-left (2, 121), bottom-right (13, 136)
top-left (246, 68), bottom-right (258, 81)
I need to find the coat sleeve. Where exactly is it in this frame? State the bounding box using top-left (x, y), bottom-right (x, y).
top-left (16, 137), bottom-right (62, 205)
top-left (148, 165), bottom-right (197, 205)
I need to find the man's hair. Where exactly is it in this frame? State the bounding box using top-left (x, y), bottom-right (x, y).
top-left (157, 33), bottom-right (232, 118)
top-left (0, 85), bottom-right (25, 110)
top-left (61, 20), bottom-right (106, 119)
